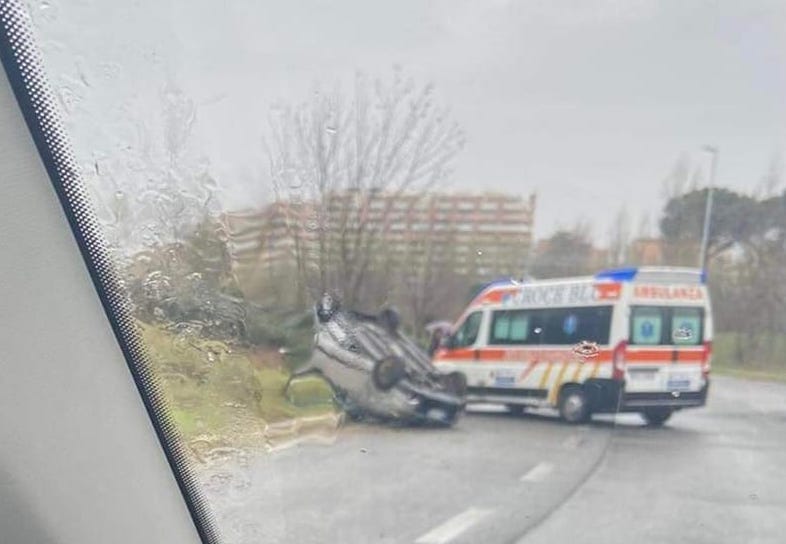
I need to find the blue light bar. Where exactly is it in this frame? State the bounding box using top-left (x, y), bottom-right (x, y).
top-left (594, 267), bottom-right (638, 282)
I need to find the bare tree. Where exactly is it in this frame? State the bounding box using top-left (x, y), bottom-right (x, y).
top-left (393, 225), bottom-right (468, 336)
top-left (607, 206), bottom-right (631, 266)
top-left (88, 83), bottom-right (215, 260)
top-left (532, 227), bottom-right (594, 279)
top-left (660, 152), bottom-right (692, 201)
top-left (636, 212), bottom-right (652, 239)
top-left (756, 152), bottom-right (783, 198)
top-left (264, 68), bottom-right (465, 307)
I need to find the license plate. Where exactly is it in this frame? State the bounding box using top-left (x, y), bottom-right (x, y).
top-left (494, 371), bottom-right (517, 387)
top-left (667, 377), bottom-right (691, 390)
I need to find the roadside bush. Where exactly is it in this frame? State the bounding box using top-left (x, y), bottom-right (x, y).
top-left (287, 375), bottom-right (335, 406)
top-left (205, 354), bottom-right (263, 407)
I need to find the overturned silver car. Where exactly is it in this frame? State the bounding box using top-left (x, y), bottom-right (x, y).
top-left (289, 295), bottom-right (466, 426)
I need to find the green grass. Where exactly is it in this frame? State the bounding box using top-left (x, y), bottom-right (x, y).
top-left (137, 321), bottom-right (337, 449)
top-left (712, 332), bottom-right (786, 383)
top-left (712, 365), bottom-right (786, 383)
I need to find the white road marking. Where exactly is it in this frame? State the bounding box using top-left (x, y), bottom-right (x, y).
top-left (520, 461), bottom-right (554, 482)
top-left (415, 507), bottom-right (492, 544)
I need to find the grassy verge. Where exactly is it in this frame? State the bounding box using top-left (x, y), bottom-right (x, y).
top-left (711, 365), bottom-right (786, 383)
top-left (712, 332), bottom-right (786, 383)
top-left (137, 321), bottom-right (338, 453)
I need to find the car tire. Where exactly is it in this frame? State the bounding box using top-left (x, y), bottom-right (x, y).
top-left (372, 356), bottom-right (407, 391)
top-left (425, 405), bottom-right (460, 427)
top-left (333, 390), bottom-right (366, 421)
top-left (442, 407), bottom-right (460, 427)
top-left (558, 386), bottom-right (590, 424)
top-left (641, 408), bottom-right (673, 427)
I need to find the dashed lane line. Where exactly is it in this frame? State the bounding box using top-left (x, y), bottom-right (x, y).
top-left (520, 461), bottom-right (554, 483)
top-left (415, 507), bottom-right (493, 544)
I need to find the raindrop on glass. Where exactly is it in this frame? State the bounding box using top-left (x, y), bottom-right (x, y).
top-left (59, 86), bottom-right (75, 113)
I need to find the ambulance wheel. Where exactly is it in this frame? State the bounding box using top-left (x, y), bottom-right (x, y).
top-left (558, 386), bottom-right (590, 424)
top-left (642, 408), bottom-right (673, 427)
top-left (372, 356), bottom-right (407, 391)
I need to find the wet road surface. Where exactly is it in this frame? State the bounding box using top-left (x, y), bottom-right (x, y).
top-left (199, 376), bottom-right (786, 544)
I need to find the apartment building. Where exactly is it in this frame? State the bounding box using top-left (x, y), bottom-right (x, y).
top-left (223, 190), bottom-right (536, 301)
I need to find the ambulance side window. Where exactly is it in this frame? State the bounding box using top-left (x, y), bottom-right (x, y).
top-left (452, 311), bottom-right (483, 348)
top-left (490, 310), bottom-right (537, 345)
top-left (541, 306), bottom-right (613, 345)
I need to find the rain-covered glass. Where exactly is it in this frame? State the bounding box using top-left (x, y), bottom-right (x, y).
top-left (22, 1), bottom-right (786, 543)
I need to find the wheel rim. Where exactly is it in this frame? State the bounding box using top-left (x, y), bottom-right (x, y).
top-left (563, 393), bottom-right (585, 421)
top-left (373, 356), bottom-right (405, 390)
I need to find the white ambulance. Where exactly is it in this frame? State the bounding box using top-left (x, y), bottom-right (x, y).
top-left (433, 267), bottom-right (712, 425)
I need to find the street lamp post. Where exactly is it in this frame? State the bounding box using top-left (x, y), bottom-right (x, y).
top-left (698, 146), bottom-right (719, 269)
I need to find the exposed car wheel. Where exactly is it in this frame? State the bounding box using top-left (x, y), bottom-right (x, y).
top-left (333, 390), bottom-right (366, 421)
top-left (441, 371), bottom-right (467, 397)
top-left (642, 408), bottom-right (673, 427)
top-left (559, 386), bottom-right (590, 424)
top-left (343, 404), bottom-right (366, 422)
top-left (424, 405), bottom-right (459, 427)
top-left (377, 307), bottom-right (401, 334)
top-left (372, 356), bottom-right (407, 391)
top-left (506, 404), bottom-right (527, 416)
top-left (441, 407), bottom-right (460, 427)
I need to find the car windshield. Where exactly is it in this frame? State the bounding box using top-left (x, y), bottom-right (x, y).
top-left (19, 1), bottom-right (786, 543)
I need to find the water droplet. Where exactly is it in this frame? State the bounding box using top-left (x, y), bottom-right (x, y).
top-left (115, 190), bottom-right (125, 200)
top-left (100, 61), bottom-right (120, 80)
top-left (476, 249), bottom-right (483, 256)
top-left (58, 86), bottom-right (75, 113)
top-left (325, 125), bottom-right (337, 134)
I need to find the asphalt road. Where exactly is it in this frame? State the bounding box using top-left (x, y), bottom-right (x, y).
top-left (199, 376), bottom-right (786, 544)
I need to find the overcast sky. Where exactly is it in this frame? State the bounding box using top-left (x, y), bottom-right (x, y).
top-left (32, 0), bottom-right (786, 241)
